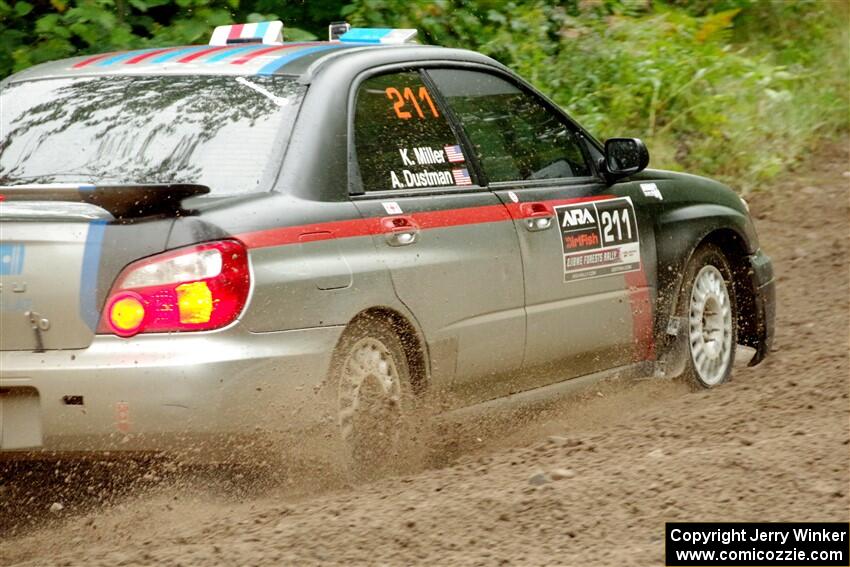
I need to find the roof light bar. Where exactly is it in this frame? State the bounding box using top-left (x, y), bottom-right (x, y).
top-left (329, 21), bottom-right (351, 41)
top-left (338, 28), bottom-right (418, 44)
top-left (209, 21), bottom-right (284, 46)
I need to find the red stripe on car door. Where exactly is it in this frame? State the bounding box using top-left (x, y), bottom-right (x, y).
top-left (237, 218), bottom-right (376, 249)
top-left (409, 203), bottom-right (509, 229)
top-left (503, 194), bottom-right (614, 219)
top-left (236, 204), bottom-right (511, 249)
top-left (236, 196), bottom-right (615, 250)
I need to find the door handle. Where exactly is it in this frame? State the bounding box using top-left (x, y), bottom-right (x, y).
top-left (381, 215), bottom-right (420, 246)
top-left (519, 202), bottom-right (554, 232)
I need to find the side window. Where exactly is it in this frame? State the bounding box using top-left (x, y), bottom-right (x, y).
top-left (354, 71), bottom-right (472, 192)
top-left (427, 69), bottom-right (591, 183)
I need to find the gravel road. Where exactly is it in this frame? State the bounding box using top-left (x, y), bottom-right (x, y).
top-left (1, 140), bottom-right (848, 567)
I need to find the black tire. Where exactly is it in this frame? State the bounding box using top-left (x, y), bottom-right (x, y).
top-left (328, 316), bottom-right (415, 478)
top-left (677, 243), bottom-right (738, 388)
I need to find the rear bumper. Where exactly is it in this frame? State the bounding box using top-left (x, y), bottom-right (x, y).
top-left (745, 249), bottom-right (776, 366)
top-left (0, 325), bottom-right (343, 455)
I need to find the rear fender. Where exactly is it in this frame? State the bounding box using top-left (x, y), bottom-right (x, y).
top-left (94, 217), bottom-right (229, 322)
top-left (86, 218), bottom-right (177, 331)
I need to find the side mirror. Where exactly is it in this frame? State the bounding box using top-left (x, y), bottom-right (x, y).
top-left (602, 138), bottom-right (649, 182)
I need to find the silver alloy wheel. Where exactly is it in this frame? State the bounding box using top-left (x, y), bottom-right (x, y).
top-left (337, 337), bottom-right (402, 442)
top-left (688, 265), bottom-right (734, 386)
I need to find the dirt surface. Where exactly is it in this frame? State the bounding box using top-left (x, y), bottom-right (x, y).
top-left (1, 141), bottom-right (848, 566)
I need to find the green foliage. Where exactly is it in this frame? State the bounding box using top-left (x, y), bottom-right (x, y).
top-left (0, 0), bottom-right (338, 76)
top-left (346, 0), bottom-right (849, 192)
top-left (1, 0), bottom-right (847, 192)
top-left (1, 0), bottom-right (230, 74)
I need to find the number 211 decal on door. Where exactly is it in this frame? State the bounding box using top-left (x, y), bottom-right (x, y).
top-left (555, 197), bottom-right (641, 282)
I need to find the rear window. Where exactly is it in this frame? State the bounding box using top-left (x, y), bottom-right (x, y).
top-left (354, 71), bottom-right (472, 192)
top-left (0, 75), bottom-right (305, 195)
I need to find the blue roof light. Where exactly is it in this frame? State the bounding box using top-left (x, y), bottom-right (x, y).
top-left (338, 28), bottom-right (418, 44)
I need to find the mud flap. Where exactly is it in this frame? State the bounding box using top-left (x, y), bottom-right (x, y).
top-left (653, 316), bottom-right (689, 379)
top-left (747, 279), bottom-right (776, 367)
top-left (744, 251), bottom-right (776, 367)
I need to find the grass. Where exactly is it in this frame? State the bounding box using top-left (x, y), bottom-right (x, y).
top-left (348, 0), bottom-right (850, 193)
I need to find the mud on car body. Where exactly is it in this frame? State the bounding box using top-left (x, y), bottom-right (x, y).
top-left (0, 22), bottom-right (775, 460)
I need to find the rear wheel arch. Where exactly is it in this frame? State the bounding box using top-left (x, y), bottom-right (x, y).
top-left (324, 308), bottom-right (421, 477)
top-left (337, 307), bottom-right (429, 396)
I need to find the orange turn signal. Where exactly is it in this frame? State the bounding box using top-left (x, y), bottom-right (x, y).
top-left (176, 281), bottom-right (213, 324)
top-left (108, 293), bottom-right (145, 336)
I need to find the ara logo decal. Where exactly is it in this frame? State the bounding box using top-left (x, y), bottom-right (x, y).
top-left (555, 197), bottom-right (642, 283)
top-left (560, 207), bottom-right (595, 228)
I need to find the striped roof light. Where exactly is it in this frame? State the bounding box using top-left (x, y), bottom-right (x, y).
top-left (209, 21), bottom-right (284, 46)
top-left (338, 28), bottom-right (418, 44)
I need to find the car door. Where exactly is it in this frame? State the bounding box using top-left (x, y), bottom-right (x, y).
top-left (427, 67), bottom-right (656, 387)
top-left (349, 68), bottom-right (526, 404)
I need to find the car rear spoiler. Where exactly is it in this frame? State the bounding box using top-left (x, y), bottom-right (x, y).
top-left (0, 183), bottom-right (210, 219)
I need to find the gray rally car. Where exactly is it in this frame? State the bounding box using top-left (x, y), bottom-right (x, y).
top-left (0, 22), bottom-right (775, 462)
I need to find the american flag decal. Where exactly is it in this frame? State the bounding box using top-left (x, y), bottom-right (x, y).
top-left (444, 144), bottom-right (465, 163)
top-left (452, 168), bottom-right (472, 186)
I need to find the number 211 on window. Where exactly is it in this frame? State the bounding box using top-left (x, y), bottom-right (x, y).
top-left (385, 87), bottom-right (440, 120)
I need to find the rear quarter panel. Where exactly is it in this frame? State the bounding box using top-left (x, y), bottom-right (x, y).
top-left (182, 193), bottom-right (404, 334)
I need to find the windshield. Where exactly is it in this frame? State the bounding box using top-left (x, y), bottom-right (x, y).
top-left (0, 75), bottom-right (305, 194)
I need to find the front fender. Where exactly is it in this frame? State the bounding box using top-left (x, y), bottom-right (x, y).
top-left (636, 171), bottom-right (762, 367)
top-left (656, 203), bottom-right (756, 275)
top-left (654, 205), bottom-right (753, 339)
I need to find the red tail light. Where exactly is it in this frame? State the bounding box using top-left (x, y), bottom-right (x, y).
top-left (98, 240), bottom-right (251, 337)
